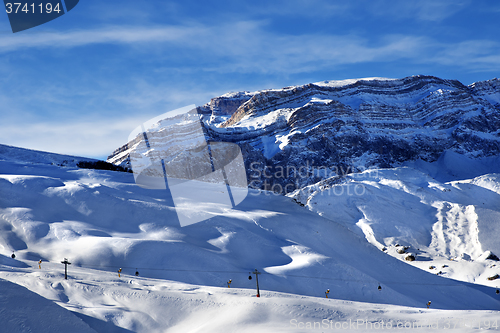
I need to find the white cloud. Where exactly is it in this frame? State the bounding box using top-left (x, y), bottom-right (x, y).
top-left (0, 25), bottom-right (197, 51)
top-left (429, 40), bottom-right (500, 72)
top-left (0, 117), bottom-right (146, 159)
top-left (0, 21), bottom-right (498, 76)
top-left (244, 0), bottom-right (351, 18)
top-left (412, 0), bottom-right (470, 22)
top-left (364, 0), bottom-right (471, 22)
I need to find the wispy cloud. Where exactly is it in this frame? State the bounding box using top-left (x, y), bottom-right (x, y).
top-left (3, 21), bottom-right (498, 76)
top-left (0, 25), bottom-right (198, 51)
top-left (363, 0), bottom-right (471, 22)
top-left (0, 117), bottom-right (148, 158)
top-left (244, 0), bottom-right (351, 18)
top-left (0, 76), bottom-right (225, 158)
top-left (1, 0), bottom-right (497, 159)
top-left (430, 40), bottom-right (500, 72)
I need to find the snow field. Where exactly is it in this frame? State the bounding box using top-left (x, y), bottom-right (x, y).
top-left (1, 260), bottom-right (499, 333)
top-left (291, 163), bottom-right (500, 288)
top-left (1, 146), bottom-right (500, 332)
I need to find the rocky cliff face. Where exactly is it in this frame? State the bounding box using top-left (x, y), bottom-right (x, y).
top-left (108, 75), bottom-right (500, 193)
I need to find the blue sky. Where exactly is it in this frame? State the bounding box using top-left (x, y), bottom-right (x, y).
top-left (0, 0), bottom-right (499, 159)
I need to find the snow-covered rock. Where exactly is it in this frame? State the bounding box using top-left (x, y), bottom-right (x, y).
top-left (108, 75), bottom-right (500, 193)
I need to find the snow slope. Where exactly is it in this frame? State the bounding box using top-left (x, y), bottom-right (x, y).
top-left (2, 262), bottom-right (500, 333)
top-left (0, 272), bottom-right (96, 333)
top-left (0, 143), bottom-right (97, 167)
top-left (290, 157), bottom-right (500, 288)
top-left (1, 147), bottom-right (500, 332)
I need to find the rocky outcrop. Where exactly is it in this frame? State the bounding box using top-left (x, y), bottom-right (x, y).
top-left (108, 75), bottom-right (500, 192)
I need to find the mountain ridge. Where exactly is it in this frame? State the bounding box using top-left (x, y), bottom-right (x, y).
top-left (108, 75), bottom-right (500, 193)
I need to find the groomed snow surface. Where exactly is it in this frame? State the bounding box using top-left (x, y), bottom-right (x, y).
top-left (1, 146), bottom-right (500, 332)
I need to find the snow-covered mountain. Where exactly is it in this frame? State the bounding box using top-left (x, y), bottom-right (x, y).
top-left (107, 73), bottom-right (500, 286)
top-left (104, 75), bottom-right (500, 276)
top-left (2, 75), bottom-right (500, 332)
top-left (0, 144), bottom-right (98, 168)
top-left (108, 75), bottom-right (500, 192)
top-left (2, 144), bottom-right (500, 332)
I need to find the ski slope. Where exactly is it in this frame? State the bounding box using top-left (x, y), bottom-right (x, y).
top-left (1, 146), bottom-right (500, 332)
top-left (2, 261), bottom-right (500, 333)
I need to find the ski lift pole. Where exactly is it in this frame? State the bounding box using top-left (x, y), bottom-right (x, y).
top-left (252, 269), bottom-right (261, 297)
top-left (61, 258), bottom-right (71, 280)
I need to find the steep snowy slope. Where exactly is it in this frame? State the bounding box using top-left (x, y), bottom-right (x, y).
top-left (289, 157), bottom-right (500, 287)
